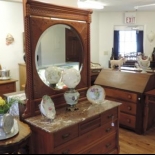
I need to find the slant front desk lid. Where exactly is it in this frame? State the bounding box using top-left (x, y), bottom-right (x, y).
top-left (95, 69), bottom-right (155, 93)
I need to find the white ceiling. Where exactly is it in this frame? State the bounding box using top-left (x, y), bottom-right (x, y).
top-left (4, 0), bottom-right (155, 12)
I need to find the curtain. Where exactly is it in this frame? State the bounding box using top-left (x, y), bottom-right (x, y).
top-left (113, 30), bottom-right (119, 60)
top-left (136, 30), bottom-right (143, 53)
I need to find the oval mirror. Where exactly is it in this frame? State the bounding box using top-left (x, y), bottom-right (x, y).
top-left (35, 24), bottom-right (83, 89)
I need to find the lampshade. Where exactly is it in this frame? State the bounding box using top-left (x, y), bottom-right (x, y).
top-left (147, 31), bottom-right (155, 42)
top-left (62, 68), bottom-right (81, 88)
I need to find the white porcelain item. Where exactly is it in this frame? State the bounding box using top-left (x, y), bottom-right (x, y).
top-left (86, 85), bottom-right (105, 104)
top-left (45, 66), bottom-right (61, 84)
top-left (62, 68), bottom-right (81, 88)
top-left (40, 95), bottom-right (56, 120)
top-left (64, 88), bottom-right (80, 106)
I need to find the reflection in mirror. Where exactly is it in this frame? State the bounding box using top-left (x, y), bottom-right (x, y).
top-left (35, 24), bottom-right (83, 89)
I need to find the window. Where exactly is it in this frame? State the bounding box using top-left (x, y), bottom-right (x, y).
top-left (113, 28), bottom-right (143, 60)
top-left (119, 31), bottom-right (137, 57)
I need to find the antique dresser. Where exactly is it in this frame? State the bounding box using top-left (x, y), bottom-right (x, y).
top-left (22, 0), bottom-right (121, 154)
top-left (95, 69), bottom-right (155, 134)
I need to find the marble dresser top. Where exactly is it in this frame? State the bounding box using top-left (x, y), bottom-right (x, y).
top-left (25, 100), bottom-right (121, 133)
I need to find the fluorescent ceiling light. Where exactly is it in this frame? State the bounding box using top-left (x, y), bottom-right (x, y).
top-left (134, 3), bottom-right (155, 9)
top-left (78, 0), bottom-right (104, 10)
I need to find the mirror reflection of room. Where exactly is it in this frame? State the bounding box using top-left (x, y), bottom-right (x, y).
top-left (36, 24), bottom-right (83, 89)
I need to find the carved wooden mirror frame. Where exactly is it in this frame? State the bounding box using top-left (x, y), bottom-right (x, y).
top-left (22, 0), bottom-right (92, 118)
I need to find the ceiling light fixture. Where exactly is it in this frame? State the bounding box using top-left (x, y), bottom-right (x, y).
top-left (134, 3), bottom-right (155, 10)
top-left (78, 0), bottom-right (104, 10)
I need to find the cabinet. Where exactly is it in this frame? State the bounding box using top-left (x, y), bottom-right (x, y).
top-left (0, 79), bottom-right (17, 97)
top-left (95, 69), bottom-right (155, 134)
top-left (25, 100), bottom-right (121, 154)
top-left (18, 63), bottom-right (26, 91)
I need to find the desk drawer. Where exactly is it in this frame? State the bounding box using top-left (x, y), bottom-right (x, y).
top-left (79, 115), bottom-right (101, 135)
top-left (105, 88), bottom-right (137, 103)
top-left (0, 83), bottom-right (15, 94)
top-left (120, 102), bottom-right (136, 115)
top-left (53, 122), bottom-right (117, 154)
top-left (54, 124), bottom-right (78, 147)
top-left (120, 113), bottom-right (136, 129)
top-left (80, 133), bottom-right (117, 154)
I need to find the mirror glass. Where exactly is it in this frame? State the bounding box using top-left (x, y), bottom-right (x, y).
top-left (35, 24), bottom-right (83, 89)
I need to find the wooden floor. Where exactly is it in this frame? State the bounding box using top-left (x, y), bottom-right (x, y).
top-left (119, 127), bottom-right (155, 154)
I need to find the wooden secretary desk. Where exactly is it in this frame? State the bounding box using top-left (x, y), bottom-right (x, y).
top-left (95, 69), bottom-right (155, 134)
top-left (22, 0), bottom-right (121, 154)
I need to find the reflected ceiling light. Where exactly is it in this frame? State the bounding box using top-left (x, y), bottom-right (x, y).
top-left (134, 3), bottom-right (155, 9)
top-left (78, 0), bottom-right (104, 10)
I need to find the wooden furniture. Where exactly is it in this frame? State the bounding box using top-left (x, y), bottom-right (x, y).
top-left (144, 89), bottom-right (155, 133)
top-left (22, 1), bottom-right (121, 154)
top-left (0, 120), bottom-right (31, 154)
top-left (22, 0), bottom-right (92, 118)
top-left (91, 70), bottom-right (101, 85)
top-left (25, 100), bottom-right (121, 154)
top-left (95, 69), bottom-right (155, 134)
top-left (0, 79), bottom-right (17, 98)
top-left (18, 63), bottom-right (26, 91)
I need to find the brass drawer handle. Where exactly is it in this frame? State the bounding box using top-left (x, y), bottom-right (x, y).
top-left (106, 128), bottom-right (112, 132)
top-left (127, 119), bottom-right (131, 123)
top-left (62, 133), bottom-right (70, 139)
top-left (105, 143), bottom-right (111, 148)
top-left (107, 114), bottom-right (114, 119)
top-left (62, 149), bottom-right (70, 154)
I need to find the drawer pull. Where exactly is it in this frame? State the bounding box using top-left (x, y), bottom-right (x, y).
top-left (62, 133), bottom-right (70, 139)
top-left (106, 128), bottom-right (111, 132)
top-left (62, 149), bottom-right (70, 154)
top-left (107, 114), bottom-right (113, 119)
top-left (127, 95), bottom-right (132, 99)
top-left (105, 143), bottom-right (111, 148)
top-left (127, 119), bottom-right (131, 123)
top-left (127, 106), bottom-right (131, 111)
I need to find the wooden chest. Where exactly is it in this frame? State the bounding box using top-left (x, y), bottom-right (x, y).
top-left (95, 69), bottom-right (155, 134)
top-left (25, 100), bottom-right (121, 154)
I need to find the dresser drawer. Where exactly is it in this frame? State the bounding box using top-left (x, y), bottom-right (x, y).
top-left (101, 107), bottom-right (118, 124)
top-left (120, 113), bottom-right (136, 129)
top-left (105, 88), bottom-right (137, 103)
top-left (80, 133), bottom-right (117, 154)
top-left (79, 115), bottom-right (101, 135)
top-left (0, 83), bottom-right (15, 94)
top-left (53, 121), bottom-right (117, 154)
top-left (53, 124), bottom-right (78, 147)
top-left (120, 102), bottom-right (136, 115)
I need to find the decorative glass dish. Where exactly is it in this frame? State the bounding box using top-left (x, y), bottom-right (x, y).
top-left (86, 85), bottom-right (105, 104)
top-left (0, 119), bottom-right (19, 140)
top-left (39, 95), bottom-right (56, 121)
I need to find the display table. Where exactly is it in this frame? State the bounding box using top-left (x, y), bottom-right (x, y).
top-left (0, 120), bottom-right (31, 154)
